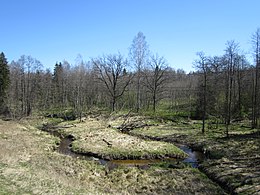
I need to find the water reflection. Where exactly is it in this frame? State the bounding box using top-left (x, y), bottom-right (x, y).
top-left (56, 136), bottom-right (204, 168)
top-left (176, 144), bottom-right (205, 168)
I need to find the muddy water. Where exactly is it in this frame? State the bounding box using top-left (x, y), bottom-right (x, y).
top-left (57, 136), bottom-right (204, 168)
top-left (58, 136), bottom-right (86, 158)
top-left (53, 134), bottom-right (97, 161)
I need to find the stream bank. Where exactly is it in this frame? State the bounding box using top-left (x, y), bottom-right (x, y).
top-left (0, 118), bottom-right (228, 194)
top-left (128, 121), bottom-right (260, 195)
top-left (41, 123), bottom-right (204, 169)
top-left (39, 118), bottom-right (231, 194)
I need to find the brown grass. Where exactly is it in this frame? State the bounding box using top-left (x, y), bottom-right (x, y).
top-left (129, 118), bottom-right (260, 194)
top-left (53, 117), bottom-right (187, 160)
top-left (0, 118), bottom-right (226, 194)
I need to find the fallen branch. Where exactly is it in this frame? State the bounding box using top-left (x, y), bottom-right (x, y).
top-left (102, 138), bottom-right (112, 147)
top-left (118, 121), bottom-right (151, 132)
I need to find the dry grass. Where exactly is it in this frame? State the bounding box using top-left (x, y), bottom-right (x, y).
top-left (55, 117), bottom-right (187, 160)
top-left (0, 118), bottom-right (227, 194)
top-left (0, 119), bottom-right (98, 194)
top-left (129, 118), bottom-right (260, 194)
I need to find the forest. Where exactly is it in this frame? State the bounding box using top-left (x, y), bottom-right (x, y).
top-left (1, 30), bottom-right (260, 132)
top-left (0, 29), bottom-right (259, 194)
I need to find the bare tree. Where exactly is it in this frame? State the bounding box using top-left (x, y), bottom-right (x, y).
top-left (251, 28), bottom-right (260, 128)
top-left (224, 40), bottom-right (239, 137)
top-left (143, 54), bottom-right (168, 112)
top-left (194, 51), bottom-right (209, 134)
top-left (129, 32), bottom-right (149, 112)
top-left (7, 55), bottom-right (42, 117)
top-left (18, 55), bottom-right (42, 116)
top-left (41, 69), bottom-right (53, 110)
top-left (207, 56), bottom-right (226, 126)
top-left (234, 54), bottom-right (249, 118)
top-left (70, 56), bottom-right (89, 121)
top-left (92, 53), bottom-right (132, 111)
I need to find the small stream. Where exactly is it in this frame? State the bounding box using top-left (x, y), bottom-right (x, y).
top-left (176, 144), bottom-right (205, 167)
top-left (42, 123), bottom-right (205, 168)
top-left (55, 135), bottom-right (205, 168)
top-left (48, 131), bottom-right (98, 161)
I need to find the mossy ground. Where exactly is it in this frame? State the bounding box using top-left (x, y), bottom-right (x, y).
top-left (0, 118), bottom-right (226, 194)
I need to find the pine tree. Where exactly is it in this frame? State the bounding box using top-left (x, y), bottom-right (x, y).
top-left (52, 62), bottom-right (64, 107)
top-left (0, 52), bottom-right (10, 113)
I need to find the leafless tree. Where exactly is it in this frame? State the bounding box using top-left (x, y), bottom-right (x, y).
top-left (41, 69), bottom-right (53, 110)
top-left (18, 55), bottom-right (42, 116)
top-left (69, 56), bottom-right (93, 121)
top-left (251, 28), bottom-right (260, 128)
top-left (194, 51), bottom-right (209, 134)
top-left (129, 32), bottom-right (149, 112)
top-left (92, 53), bottom-right (133, 111)
top-left (143, 54), bottom-right (168, 112)
top-left (223, 40), bottom-right (239, 137)
top-left (234, 54), bottom-right (249, 118)
top-left (8, 55), bottom-right (42, 117)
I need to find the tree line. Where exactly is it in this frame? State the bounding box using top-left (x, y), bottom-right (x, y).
top-left (0, 29), bottom-right (259, 133)
top-left (194, 29), bottom-right (260, 134)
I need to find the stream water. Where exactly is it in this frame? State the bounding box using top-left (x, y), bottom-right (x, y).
top-left (55, 135), bottom-right (204, 168)
top-left (176, 144), bottom-right (205, 167)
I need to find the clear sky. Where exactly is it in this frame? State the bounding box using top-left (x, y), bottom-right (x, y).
top-left (1, 0), bottom-right (259, 72)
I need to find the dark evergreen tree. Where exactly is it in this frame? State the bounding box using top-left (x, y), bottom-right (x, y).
top-left (52, 62), bottom-right (64, 107)
top-left (0, 52), bottom-right (10, 114)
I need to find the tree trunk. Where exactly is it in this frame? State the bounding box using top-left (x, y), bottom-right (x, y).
top-left (152, 93), bottom-right (156, 113)
top-left (112, 97), bottom-right (116, 112)
top-left (136, 70), bottom-right (141, 112)
top-left (202, 72), bottom-right (207, 134)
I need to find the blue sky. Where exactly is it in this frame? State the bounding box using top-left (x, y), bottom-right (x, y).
top-left (1, 0), bottom-right (259, 72)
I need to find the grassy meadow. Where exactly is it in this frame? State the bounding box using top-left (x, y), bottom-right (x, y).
top-left (0, 117), bottom-right (226, 194)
